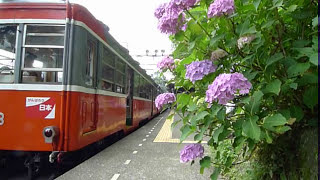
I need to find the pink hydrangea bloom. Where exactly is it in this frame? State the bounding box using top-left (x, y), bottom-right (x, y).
top-left (180, 144), bottom-right (204, 163)
top-left (205, 72), bottom-right (252, 105)
top-left (155, 93), bottom-right (176, 110)
top-left (207, 0), bottom-right (235, 18)
top-left (185, 60), bottom-right (217, 83)
top-left (157, 56), bottom-right (175, 71)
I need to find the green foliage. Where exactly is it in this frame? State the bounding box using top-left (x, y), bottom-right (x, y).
top-left (223, 127), bottom-right (318, 179)
top-left (157, 0), bottom-right (318, 178)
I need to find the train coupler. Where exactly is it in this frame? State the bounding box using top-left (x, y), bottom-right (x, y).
top-left (49, 151), bottom-right (59, 163)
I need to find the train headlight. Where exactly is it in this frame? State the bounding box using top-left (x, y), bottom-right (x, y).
top-left (42, 126), bottom-right (59, 143)
top-left (44, 128), bottom-right (53, 138)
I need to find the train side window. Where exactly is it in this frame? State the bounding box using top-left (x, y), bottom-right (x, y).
top-left (133, 72), bottom-right (140, 96)
top-left (85, 40), bottom-right (95, 86)
top-left (101, 47), bottom-right (115, 91)
top-left (21, 24), bottom-right (64, 84)
top-left (25, 26), bottom-right (64, 46)
top-left (101, 80), bottom-right (113, 91)
top-left (0, 25), bottom-right (17, 83)
top-left (139, 78), bottom-right (146, 98)
top-left (115, 57), bottom-right (125, 94)
top-left (146, 84), bottom-right (151, 100)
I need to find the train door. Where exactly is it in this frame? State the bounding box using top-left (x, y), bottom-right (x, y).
top-left (126, 67), bottom-right (133, 126)
top-left (82, 39), bottom-right (98, 133)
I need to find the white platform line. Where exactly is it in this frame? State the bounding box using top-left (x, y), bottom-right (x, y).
top-left (111, 174), bottom-right (120, 180)
top-left (124, 160), bottom-right (131, 165)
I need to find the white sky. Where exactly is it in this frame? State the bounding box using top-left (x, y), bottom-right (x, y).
top-left (70, 0), bottom-right (174, 78)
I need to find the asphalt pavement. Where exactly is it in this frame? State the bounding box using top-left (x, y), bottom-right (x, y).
top-left (57, 110), bottom-right (214, 180)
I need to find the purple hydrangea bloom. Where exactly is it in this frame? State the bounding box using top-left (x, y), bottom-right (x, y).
top-left (185, 60), bottom-right (217, 83)
top-left (205, 72), bottom-right (252, 105)
top-left (157, 56), bottom-right (175, 71)
top-left (207, 0), bottom-right (235, 18)
top-left (180, 144), bottom-right (204, 163)
top-left (155, 93), bottom-right (176, 110)
top-left (155, 0), bottom-right (198, 34)
top-left (172, 0), bottom-right (199, 10)
top-left (154, 3), bottom-right (168, 19)
top-left (157, 9), bottom-right (186, 34)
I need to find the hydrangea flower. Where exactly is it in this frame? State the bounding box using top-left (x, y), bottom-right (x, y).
top-left (155, 0), bottom-right (199, 34)
top-left (185, 60), bottom-right (217, 83)
top-left (205, 72), bottom-right (252, 105)
top-left (157, 9), bottom-right (186, 34)
top-left (155, 93), bottom-right (176, 110)
top-left (172, 0), bottom-right (199, 10)
top-left (237, 35), bottom-right (256, 49)
top-left (211, 49), bottom-right (228, 61)
top-left (157, 56), bottom-right (175, 71)
top-left (154, 3), bottom-right (168, 19)
top-left (207, 0), bottom-right (235, 18)
top-left (180, 144), bottom-right (204, 163)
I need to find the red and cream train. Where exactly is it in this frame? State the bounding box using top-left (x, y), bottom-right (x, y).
top-left (0, 0), bottom-right (161, 174)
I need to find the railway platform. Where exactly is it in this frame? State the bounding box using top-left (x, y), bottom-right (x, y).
top-left (57, 110), bottom-right (214, 180)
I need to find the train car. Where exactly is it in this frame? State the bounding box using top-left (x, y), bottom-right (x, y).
top-left (0, 0), bottom-right (162, 177)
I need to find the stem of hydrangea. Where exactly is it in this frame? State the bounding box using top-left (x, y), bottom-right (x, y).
top-left (232, 145), bottom-right (257, 165)
top-left (185, 9), bottom-right (212, 38)
top-left (184, 10), bottom-right (230, 55)
top-left (226, 16), bottom-right (246, 58)
top-left (182, 34), bottom-right (207, 54)
top-left (274, 8), bottom-right (287, 57)
top-left (176, 111), bottom-right (184, 119)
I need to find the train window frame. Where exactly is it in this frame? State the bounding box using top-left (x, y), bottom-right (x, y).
top-left (100, 47), bottom-right (116, 92)
top-left (25, 25), bottom-right (65, 46)
top-left (133, 72), bottom-right (140, 97)
top-left (114, 57), bottom-right (126, 94)
top-left (0, 24), bottom-right (18, 83)
top-left (139, 78), bottom-right (147, 98)
top-left (85, 39), bottom-right (96, 86)
top-left (20, 24), bottom-right (65, 84)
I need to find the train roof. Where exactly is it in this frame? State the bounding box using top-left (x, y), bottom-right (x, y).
top-left (0, 1), bottom-right (158, 87)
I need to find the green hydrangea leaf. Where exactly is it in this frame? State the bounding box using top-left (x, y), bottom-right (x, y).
top-left (242, 115), bottom-right (261, 141)
top-left (303, 86), bottom-right (318, 109)
top-left (263, 113), bottom-right (287, 130)
top-left (263, 79), bottom-right (282, 95)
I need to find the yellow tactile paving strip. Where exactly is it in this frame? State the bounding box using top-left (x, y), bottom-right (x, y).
top-left (153, 114), bottom-right (207, 144)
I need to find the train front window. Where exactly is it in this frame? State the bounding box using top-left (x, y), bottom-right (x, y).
top-left (25, 26), bottom-right (64, 46)
top-left (0, 25), bottom-right (17, 83)
top-left (22, 24), bottom-right (64, 83)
